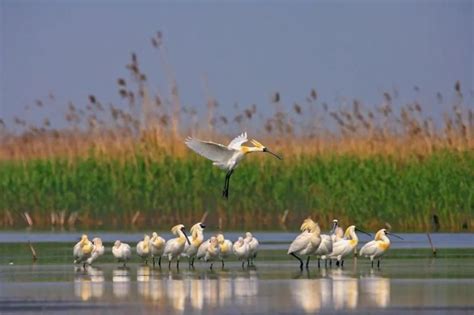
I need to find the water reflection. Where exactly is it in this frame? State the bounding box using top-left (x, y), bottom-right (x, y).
top-left (361, 270), bottom-right (390, 308)
top-left (112, 267), bottom-right (131, 298)
top-left (73, 266), bottom-right (104, 301)
top-left (71, 265), bottom-right (394, 313)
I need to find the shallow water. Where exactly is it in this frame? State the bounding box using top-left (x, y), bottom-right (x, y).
top-left (1, 233), bottom-right (474, 314)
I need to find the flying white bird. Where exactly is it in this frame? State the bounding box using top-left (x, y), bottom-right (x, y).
top-left (163, 224), bottom-right (191, 269)
top-left (328, 225), bottom-right (371, 267)
top-left (136, 234), bottom-right (151, 264)
top-left (359, 228), bottom-right (403, 268)
top-left (112, 240), bottom-right (132, 266)
top-left (287, 218), bottom-right (322, 270)
top-left (86, 237), bottom-right (105, 265)
top-left (150, 232), bottom-right (166, 267)
top-left (73, 234), bottom-right (94, 268)
top-left (185, 132), bottom-right (282, 198)
top-left (182, 222), bottom-right (206, 267)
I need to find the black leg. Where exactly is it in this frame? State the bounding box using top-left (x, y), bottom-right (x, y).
top-left (318, 259), bottom-right (321, 269)
top-left (168, 260), bottom-right (171, 269)
top-left (210, 263), bottom-right (213, 270)
top-left (153, 257), bottom-right (155, 267)
top-left (377, 259), bottom-right (380, 269)
top-left (330, 259), bottom-right (332, 267)
top-left (242, 261), bottom-right (245, 269)
top-left (291, 253), bottom-right (304, 270)
top-left (222, 259), bottom-right (225, 268)
top-left (325, 259), bottom-right (328, 268)
top-left (158, 256), bottom-right (161, 268)
top-left (177, 259), bottom-right (180, 269)
top-left (306, 256), bottom-right (310, 269)
top-left (371, 260), bottom-right (374, 268)
top-left (336, 260), bottom-right (340, 267)
top-left (341, 260), bottom-right (344, 267)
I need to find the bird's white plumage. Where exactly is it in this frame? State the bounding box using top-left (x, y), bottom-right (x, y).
top-left (73, 234), bottom-right (93, 265)
top-left (185, 138), bottom-right (235, 166)
top-left (314, 234), bottom-right (333, 256)
top-left (359, 240), bottom-right (380, 257)
top-left (245, 232), bottom-right (259, 259)
top-left (112, 240), bottom-right (132, 264)
top-left (182, 223), bottom-right (205, 258)
top-left (163, 224), bottom-right (189, 263)
top-left (136, 235), bottom-right (151, 262)
top-left (227, 132), bottom-right (248, 150)
top-left (233, 237), bottom-right (250, 262)
top-left (288, 231), bottom-right (313, 255)
top-left (359, 229), bottom-right (391, 262)
top-left (150, 232), bottom-right (166, 257)
top-left (196, 238), bottom-right (211, 260)
top-left (86, 237), bottom-right (104, 265)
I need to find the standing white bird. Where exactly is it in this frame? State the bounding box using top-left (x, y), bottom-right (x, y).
top-left (244, 232), bottom-right (259, 265)
top-left (86, 237), bottom-right (105, 265)
top-left (136, 234), bottom-right (151, 264)
top-left (163, 224), bottom-right (191, 269)
top-left (73, 234), bottom-right (94, 268)
top-left (359, 229), bottom-right (403, 268)
top-left (203, 236), bottom-right (221, 270)
top-left (328, 225), bottom-right (371, 267)
top-left (314, 219), bottom-right (339, 268)
top-left (182, 222), bottom-right (206, 267)
top-left (112, 240), bottom-right (132, 266)
top-left (150, 232), bottom-right (166, 267)
top-left (185, 132), bottom-right (282, 198)
top-left (287, 218), bottom-right (322, 270)
top-left (216, 233), bottom-right (233, 268)
top-left (233, 237), bottom-right (250, 268)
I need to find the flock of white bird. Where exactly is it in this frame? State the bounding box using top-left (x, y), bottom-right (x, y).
top-left (73, 133), bottom-right (402, 270)
top-left (288, 218), bottom-right (403, 269)
top-left (73, 218), bottom-right (401, 271)
top-left (73, 222), bottom-right (259, 270)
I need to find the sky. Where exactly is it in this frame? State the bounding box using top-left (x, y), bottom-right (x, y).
top-left (0, 0), bottom-right (472, 129)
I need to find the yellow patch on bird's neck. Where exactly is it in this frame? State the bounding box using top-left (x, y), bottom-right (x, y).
top-left (82, 243), bottom-right (93, 254)
top-left (349, 239), bottom-right (358, 247)
top-left (240, 146), bottom-right (250, 153)
top-left (378, 241), bottom-right (390, 250)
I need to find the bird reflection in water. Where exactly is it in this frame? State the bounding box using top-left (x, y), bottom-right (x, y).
top-left (291, 268), bottom-right (332, 313)
top-left (137, 265), bottom-right (152, 299)
top-left (361, 269), bottom-right (390, 308)
top-left (330, 269), bottom-right (358, 310)
top-left (233, 269), bottom-right (259, 307)
top-left (74, 266), bottom-right (104, 301)
top-left (112, 267), bottom-right (131, 299)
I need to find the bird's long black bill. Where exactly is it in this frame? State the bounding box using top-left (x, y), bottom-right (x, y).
top-left (387, 232), bottom-right (404, 240)
top-left (330, 221), bottom-right (338, 234)
top-left (182, 230), bottom-right (191, 245)
top-left (265, 149), bottom-right (282, 160)
top-left (355, 227), bottom-right (371, 237)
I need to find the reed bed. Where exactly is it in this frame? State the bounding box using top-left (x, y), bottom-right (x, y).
top-left (0, 32), bottom-right (472, 231)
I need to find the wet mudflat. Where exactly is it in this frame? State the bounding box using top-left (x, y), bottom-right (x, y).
top-left (0, 234), bottom-right (473, 314)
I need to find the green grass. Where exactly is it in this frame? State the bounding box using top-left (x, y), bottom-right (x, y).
top-left (0, 150), bottom-right (473, 231)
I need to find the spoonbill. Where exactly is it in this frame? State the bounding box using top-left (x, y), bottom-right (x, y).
top-left (163, 224), bottom-right (191, 269)
top-left (216, 233), bottom-right (233, 268)
top-left (112, 240), bottom-right (132, 266)
top-left (202, 236), bottom-right (221, 270)
top-left (328, 225), bottom-right (371, 267)
top-left (233, 236), bottom-right (250, 268)
top-left (185, 132), bottom-right (282, 198)
top-left (244, 232), bottom-right (259, 265)
top-left (182, 222), bottom-right (206, 267)
top-left (86, 237), bottom-right (105, 265)
top-left (359, 229), bottom-right (403, 268)
top-left (150, 232), bottom-right (166, 267)
top-left (136, 234), bottom-right (151, 264)
top-left (314, 219), bottom-right (339, 268)
top-left (73, 234), bottom-right (93, 268)
top-left (288, 218), bottom-right (322, 270)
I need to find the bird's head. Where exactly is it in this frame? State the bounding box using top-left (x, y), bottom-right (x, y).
top-left (114, 240), bottom-right (121, 248)
top-left (249, 139), bottom-right (282, 160)
top-left (377, 228), bottom-right (403, 240)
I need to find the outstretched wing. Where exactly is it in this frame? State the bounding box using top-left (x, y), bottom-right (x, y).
top-left (227, 132), bottom-right (248, 150)
top-left (185, 137), bottom-right (234, 163)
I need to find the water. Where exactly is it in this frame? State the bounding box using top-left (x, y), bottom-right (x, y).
top-left (1, 232), bottom-right (473, 314)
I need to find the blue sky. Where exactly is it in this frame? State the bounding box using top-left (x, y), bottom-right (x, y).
top-left (1, 0), bottom-right (472, 128)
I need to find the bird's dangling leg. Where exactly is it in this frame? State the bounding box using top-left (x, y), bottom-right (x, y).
top-left (291, 253), bottom-right (304, 270)
top-left (222, 169), bottom-right (234, 199)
